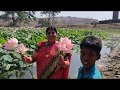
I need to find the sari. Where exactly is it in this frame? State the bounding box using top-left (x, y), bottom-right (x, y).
top-left (35, 41), bottom-right (71, 79)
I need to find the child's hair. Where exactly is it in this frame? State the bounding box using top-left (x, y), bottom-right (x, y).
top-left (46, 26), bottom-right (57, 34)
top-left (80, 36), bottom-right (102, 54)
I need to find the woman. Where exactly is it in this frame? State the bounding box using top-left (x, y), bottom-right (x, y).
top-left (22, 26), bottom-right (72, 79)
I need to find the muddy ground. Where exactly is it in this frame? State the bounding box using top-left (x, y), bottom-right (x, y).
top-left (99, 36), bottom-right (120, 79)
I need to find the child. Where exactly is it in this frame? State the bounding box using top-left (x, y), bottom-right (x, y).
top-left (77, 36), bottom-right (102, 79)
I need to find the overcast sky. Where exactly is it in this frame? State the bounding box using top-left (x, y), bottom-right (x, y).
top-left (35, 11), bottom-right (115, 20)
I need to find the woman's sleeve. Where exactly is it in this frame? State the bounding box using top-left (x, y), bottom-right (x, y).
top-left (33, 42), bottom-right (45, 61)
top-left (38, 42), bottom-right (45, 47)
top-left (35, 42), bottom-right (45, 52)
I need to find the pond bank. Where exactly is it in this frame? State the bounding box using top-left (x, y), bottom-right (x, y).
top-left (100, 45), bottom-right (120, 79)
top-left (98, 34), bottom-right (120, 79)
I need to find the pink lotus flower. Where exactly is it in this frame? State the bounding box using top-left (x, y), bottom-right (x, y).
top-left (50, 37), bottom-right (74, 56)
top-left (17, 43), bottom-right (29, 54)
top-left (4, 37), bottom-right (18, 50)
top-left (58, 37), bottom-right (74, 54)
top-left (49, 37), bottom-right (73, 74)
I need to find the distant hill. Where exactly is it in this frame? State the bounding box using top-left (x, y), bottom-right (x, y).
top-left (54, 16), bottom-right (98, 25)
top-left (0, 16), bottom-right (99, 27)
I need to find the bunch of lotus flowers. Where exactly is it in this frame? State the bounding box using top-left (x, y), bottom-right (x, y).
top-left (4, 37), bottom-right (29, 55)
top-left (50, 37), bottom-right (74, 56)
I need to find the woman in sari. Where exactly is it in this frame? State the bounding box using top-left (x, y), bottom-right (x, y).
top-left (22, 26), bottom-right (72, 79)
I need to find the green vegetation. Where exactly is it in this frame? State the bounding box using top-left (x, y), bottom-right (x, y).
top-left (0, 27), bottom-right (110, 79)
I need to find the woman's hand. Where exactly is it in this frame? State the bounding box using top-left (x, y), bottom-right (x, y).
top-left (22, 51), bottom-right (37, 63)
top-left (58, 55), bottom-right (64, 65)
top-left (57, 55), bottom-right (70, 68)
top-left (22, 55), bottom-right (33, 63)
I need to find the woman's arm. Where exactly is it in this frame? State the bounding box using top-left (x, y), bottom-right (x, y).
top-left (22, 42), bottom-right (44, 64)
top-left (22, 51), bottom-right (37, 64)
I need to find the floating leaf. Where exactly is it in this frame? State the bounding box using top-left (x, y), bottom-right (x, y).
top-left (9, 52), bottom-right (21, 59)
top-left (0, 38), bottom-right (6, 44)
top-left (0, 55), bottom-right (13, 62)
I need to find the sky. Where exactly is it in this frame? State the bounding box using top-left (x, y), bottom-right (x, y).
top-left (35, 11), bottom-right (115, 21)
top-left (0, 11), bottom-right (117, 21)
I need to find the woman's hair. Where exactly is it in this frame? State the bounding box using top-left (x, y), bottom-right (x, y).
top-left (80, 36), bottom-right (102, 54)
top-left (46, 26), bottom-right (57, 34)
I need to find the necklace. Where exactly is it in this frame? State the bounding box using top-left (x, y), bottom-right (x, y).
top-left (46, 41), bottom-right (55, 46)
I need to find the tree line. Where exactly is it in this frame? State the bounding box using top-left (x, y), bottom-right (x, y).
top-left (0, 11), bottom-right (61, 27)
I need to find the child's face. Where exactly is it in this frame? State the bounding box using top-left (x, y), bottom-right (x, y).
top-left (80, 47), bottom-right (100, 70)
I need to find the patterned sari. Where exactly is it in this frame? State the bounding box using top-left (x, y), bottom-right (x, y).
top-left (35, 41), bottom-right (71, 79)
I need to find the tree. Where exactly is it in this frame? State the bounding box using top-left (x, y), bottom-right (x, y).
top-left (40, 11), bottom-right (61, 26)
top-left (38, 18), bottom-right (49, 27)
top-left (0, 11), bottom-right (36, 27)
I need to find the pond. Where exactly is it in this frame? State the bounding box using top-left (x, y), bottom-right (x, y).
top-left (23, 40), bottom-right (110, 79)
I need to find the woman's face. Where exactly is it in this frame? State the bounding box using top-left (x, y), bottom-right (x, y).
top-left (46, 30), bottom-right (57, 43)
